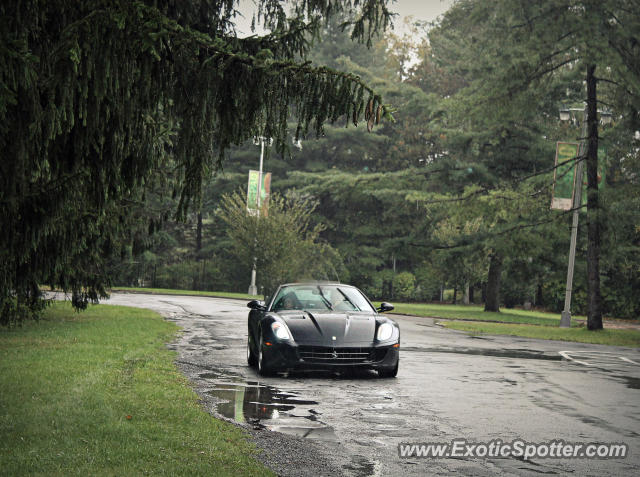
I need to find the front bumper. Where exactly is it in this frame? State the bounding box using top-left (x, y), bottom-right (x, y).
top-left (261, 341), bottom-right (399, 371)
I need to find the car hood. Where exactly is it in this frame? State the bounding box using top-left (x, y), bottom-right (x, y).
top-left (276, 310), bottom-right (377, 345)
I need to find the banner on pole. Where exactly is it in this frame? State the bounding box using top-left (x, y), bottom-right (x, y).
top-left (247, 170), bottom-right (271, 216)
top-left (551, 142), bottom-right (579, 210)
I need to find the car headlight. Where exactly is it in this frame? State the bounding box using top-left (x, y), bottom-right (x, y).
top-left (271, 322), bottom-right (291, 340)
top-left (377, 322), bottom-right (394, 341)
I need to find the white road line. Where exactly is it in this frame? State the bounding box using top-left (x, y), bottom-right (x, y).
top-left (559, 350), bottom-right (640, 367)
top-left (564, 350), bottom-right (623, 355)
top-left (559, 350), bottom-right (593, 366)
top-left (619, 357), bottom-right (640, 365)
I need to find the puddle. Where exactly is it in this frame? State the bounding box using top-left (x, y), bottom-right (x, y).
top-left (202, 371), bottom-right (337, 441)
top-left (401, 346), bottom-right (562, 361)
top-left (617, 376), bottom-right (640, 390)
top-left (343, 455), bottom-right (382, 477)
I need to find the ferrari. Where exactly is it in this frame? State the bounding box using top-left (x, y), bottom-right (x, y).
top-left (246, 282), bottom-right (400, 377)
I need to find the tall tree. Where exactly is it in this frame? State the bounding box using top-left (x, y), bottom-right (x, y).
top-left (217, 191), bottom-right (343, 297)
top-left (0, 0), bottom-right (394, 324)
top-left (428, 0), bottom-right (640, 326)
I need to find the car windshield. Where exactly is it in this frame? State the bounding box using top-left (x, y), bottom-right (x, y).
top-left (271, 285), bottom-right (375, 313)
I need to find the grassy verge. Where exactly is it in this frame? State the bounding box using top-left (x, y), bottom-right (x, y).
top-left (0, 302), bottom-right (273, 476)
top-left (109, 286), bottom-right (261, 301)
top-left (373, 301), bottom-right (640, 346)
top-left (377, 302), bottom-right (582, 327)
top-left (441, 321), bottom-right (640, 347)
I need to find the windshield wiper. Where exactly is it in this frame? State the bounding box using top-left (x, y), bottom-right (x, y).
top-left (316, 286), bottom-right (333, 310)
top-left (337, 288), bottom-right (359, 311)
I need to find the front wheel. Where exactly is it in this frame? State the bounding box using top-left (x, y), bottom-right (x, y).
top-left (247, 334), bottom-right (257, 367)
top-left (257, 333), bottom-right (275, 376)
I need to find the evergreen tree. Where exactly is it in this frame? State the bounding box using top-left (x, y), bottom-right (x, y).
top-left (217, 191), bottom-right (344, 297)
top-left (427, 0), bottom-right (640, 324)
top-left (0, 0), bottom-right (394, 324)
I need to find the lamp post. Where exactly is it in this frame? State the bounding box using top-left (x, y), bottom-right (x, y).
top-left (558, 106), bottom-right (611, 327)
top-left (248, 136), bottom-right (271, 296)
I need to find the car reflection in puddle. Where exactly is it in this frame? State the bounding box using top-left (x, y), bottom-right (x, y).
top-left (205, 376), bottom-right (337, 441)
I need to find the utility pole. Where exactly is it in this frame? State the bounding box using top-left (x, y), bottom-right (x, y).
top-left (248, 136), bottom-right (268, 296)
top-left (559, 108), bottom-right (587, 328)
top-left (558, 101), bottom-right (611, 327)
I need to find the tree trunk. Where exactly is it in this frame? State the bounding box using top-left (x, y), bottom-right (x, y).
top-left (469, 285), bottom-right (475, 304)
top-left (152, 264), bottom-right (157, 288)
top-left (586, 64), bottom-right (603, 330)
top-left (463, 282), bottom-right (470, 305)
top-left (484, 253), bottom-right (502, 312)
top-left (453, 286), bottom-right (457, 305)
top-left (536, 282), bottom-right (543, 307)
top-left (191, 212), bottom-right (204, 290)
top-left (196, 211), bottom-right (203, 256)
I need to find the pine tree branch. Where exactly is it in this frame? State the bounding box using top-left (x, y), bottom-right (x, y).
top-left (408, 207), bottom-right (577, 251)
top-left (509, 2), bottom-right (573, 30)
top-left (418, 154), bottom-right (585, 206)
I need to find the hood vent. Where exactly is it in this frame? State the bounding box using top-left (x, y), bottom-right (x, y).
top-left (285, 314), bottom-right (306, 320)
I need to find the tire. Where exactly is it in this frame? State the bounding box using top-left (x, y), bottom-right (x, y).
top-left (378, 361), bottom-right (399, 378)
top-left (257, 332), bottom-right (275, 376)
top-left (247, 333), bottom-right (257, 367)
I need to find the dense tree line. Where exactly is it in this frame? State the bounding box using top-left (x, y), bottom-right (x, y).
top-left (4, 1), bottom-right (639, 323)
top-left (113, 2), bottom-right (640, 323)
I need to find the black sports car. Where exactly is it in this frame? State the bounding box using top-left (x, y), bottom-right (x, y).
top-left (246, 283), bottom-right (400, 377)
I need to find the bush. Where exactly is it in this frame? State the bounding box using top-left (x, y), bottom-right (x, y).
top-left (542, 277), bottom-right (587, 315)
top-left (359, 272), bottom-right (383, 300)
top-left (393, 272), bottom-right (416, 301)
top-left (413, 265), bottom-right (443, 302)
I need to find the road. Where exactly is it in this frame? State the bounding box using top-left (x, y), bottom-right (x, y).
top-left (100, 293), bottom-right (639, 476)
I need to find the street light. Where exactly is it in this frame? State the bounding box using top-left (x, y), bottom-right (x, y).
top-left (600, 110), bottom-right (613, 126)
top-left (559, 108), bottom-right (572, 122)
top-left (557, 105), bottom-right (610, 327)
top-left (248, 136), bottom-right (272, 296)
top-left (559, 107), bottom-right (612, 125)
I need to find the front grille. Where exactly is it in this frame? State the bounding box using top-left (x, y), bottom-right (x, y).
top-left (297, 345), bottom-right (372, 364)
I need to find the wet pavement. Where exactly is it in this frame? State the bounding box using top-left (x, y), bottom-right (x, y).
top-left (96, 293), bottom-right (640, 476)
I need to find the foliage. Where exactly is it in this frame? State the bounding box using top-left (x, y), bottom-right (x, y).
top-left (427, 0), bottom-right (640, 322)
top-left (98, 1), bottom-right (640, 321)
top-left (217, 191), bottom-right (345, 296)
top-left (0, 0), bottom-right (396, 324)
top-left (392, 271), bottom-right (416, 301)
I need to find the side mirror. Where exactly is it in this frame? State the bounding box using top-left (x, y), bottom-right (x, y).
top-left (247, 300), bottom-right (266, 310)
top-left (377, 302), bottom-right (394, 313)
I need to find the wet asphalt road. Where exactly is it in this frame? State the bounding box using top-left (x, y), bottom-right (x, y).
top-left (99, 293), bottom-right (640, 476)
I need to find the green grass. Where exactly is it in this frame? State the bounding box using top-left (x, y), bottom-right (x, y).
top-left (441, 321), bottom-right (640, 347)
top-left (377, 301), bottom-right (639, 346)
top-left (110, 286), bottom-right (262, 301)
top-left (0, 302), bottom-right (273, 476)
top-left (376, 302), bottom-right (582, 326)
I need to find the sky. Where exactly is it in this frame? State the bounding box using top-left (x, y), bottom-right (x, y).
top-left (234, 0), bottom-right (455, 37)
top-left (389, 0), bottom-right (455, 24)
